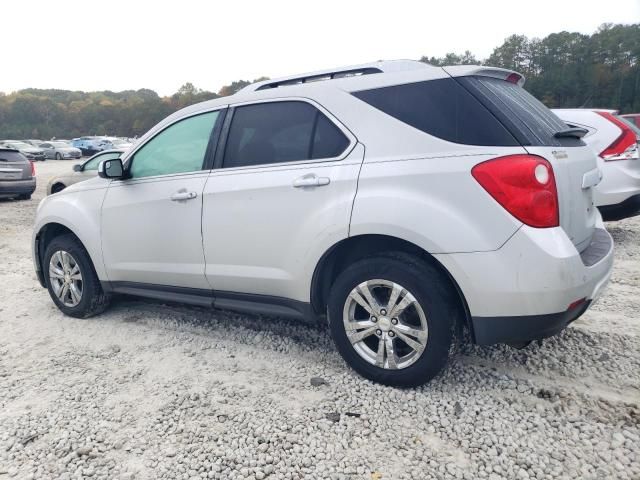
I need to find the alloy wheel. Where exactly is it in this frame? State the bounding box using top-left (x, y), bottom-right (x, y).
top-left (342, 279), bottom-right (428, 370)
top-left (49, 250), bottom-right (83, 307)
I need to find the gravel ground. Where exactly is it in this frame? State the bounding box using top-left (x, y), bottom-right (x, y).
top-left (1, 161), bottom-right (638, 480)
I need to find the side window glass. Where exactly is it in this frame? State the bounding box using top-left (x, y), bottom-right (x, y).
top-left (84, 152), bottom-right (121, 171)
top-left (129, 111), bottom-right (219, 179)
top-left (223, 101), bottom-right (349, 168)
top-left (312, 114), bottom-right (350, 159)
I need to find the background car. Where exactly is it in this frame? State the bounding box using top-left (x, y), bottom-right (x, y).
top-left (621, 113), bottom-right (640, 128)
top-left (39, 141), bottom-right (82, 160)
top-left (0, 147), bottom-right (36, 200)
top-left (96, 137), bottom-right (133, 151)
top-left (46, 149), bottom-right (124, 195)
top-left (23, 139), bottom-right (43, 147)
top-left (554, 108), bottom-right (640, 220)
top-left (0, 140), bottom-right (47, 161)
top-left (71, 136), bottom-right (103, 156)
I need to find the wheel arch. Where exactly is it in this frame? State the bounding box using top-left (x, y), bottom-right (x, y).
top-left (50, 182), bottom-right (66, 194)
top-left (310, 234), bottom-right (472, 336)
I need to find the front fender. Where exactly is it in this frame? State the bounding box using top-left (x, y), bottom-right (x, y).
top-left (33, 186), bottom-right (108, 283)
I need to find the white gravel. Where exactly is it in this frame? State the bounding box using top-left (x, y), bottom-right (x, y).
top-left (1, 161), bottom-right (639, 480)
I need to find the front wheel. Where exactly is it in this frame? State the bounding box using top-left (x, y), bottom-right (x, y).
top-left (43, 234), bottom-right (111, 318)
top-left (55, 153), bottom-right (62, 160)
top-left (328, 252), bottom-right (457, 387)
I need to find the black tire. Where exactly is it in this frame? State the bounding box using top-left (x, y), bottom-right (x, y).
top-left (55, 153), bottom-right (62, 160)
top-left (17, 193), bottom-right (31, 200)
top-left (51, 183), bottom-right (66, 194)
top-left (43, 233), bottom-right (111, 318)
top-left (328, 252), bottom-right (457, 387)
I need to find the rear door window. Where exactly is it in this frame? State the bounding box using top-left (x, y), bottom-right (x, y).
top-left (222, 101), bottom-right (350, 168)
top-left (352, 78), bottom-right (519, 146)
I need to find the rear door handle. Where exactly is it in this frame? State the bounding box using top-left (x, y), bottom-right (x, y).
top-left (170, 190), bottom-right (197, 201)
top-left (292, 174), bottom-right (330, 188)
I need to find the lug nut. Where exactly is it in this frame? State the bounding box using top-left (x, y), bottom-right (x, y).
top-left (375, 329), bottom-right (382, 336)
top-left (388, 331), bottom-right (395, 337)
top-left (371, 316), bottom-right (377, 323)
top-left (380, 309), bottom-right (387, 315)
top-left (391, 318), bottom-right (398, 325)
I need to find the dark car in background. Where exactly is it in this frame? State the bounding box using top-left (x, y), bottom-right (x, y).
top-left (0, 148), bottom-right (36, 200)
top-left (0, 141), bottom-right (47, 161)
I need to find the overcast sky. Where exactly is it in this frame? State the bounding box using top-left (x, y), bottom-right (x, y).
top-left (4, 0), bottom-right (639, 96)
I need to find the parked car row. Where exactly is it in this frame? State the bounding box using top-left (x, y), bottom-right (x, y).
top-left (71, 136), bottom-right (133, 156)
top-left (0, 137), bottom-right (133, 162)
top-left (33, 60), bottom-right (632, 387)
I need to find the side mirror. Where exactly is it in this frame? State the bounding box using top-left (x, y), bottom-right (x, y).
top-left (98, 158), bottom-right (124, 179)
top-left (73, 164), bottom-right (82, 172)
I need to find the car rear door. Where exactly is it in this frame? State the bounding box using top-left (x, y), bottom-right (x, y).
top-left (201, 99), bottom-right (362, 302)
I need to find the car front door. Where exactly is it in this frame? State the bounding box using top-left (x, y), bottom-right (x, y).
top-left (101, 109), bottom-right (225, 290)
top-left (202, 99), bottom-right (362, 303)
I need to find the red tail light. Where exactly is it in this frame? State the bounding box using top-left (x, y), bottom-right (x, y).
top-left (596, 111), bottom-right (638, 161)
top-left (30, 161), bottom-right (35, 177)
top-left (472, 154), bottom-right (559, 228)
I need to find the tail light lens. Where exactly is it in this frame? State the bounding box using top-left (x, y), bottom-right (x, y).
top-left (472, 154), bottom-right (559, 228)
top-left (596, 111), bottom-right (638, 161)
top-left (30, 161), bottom-right (35, 177)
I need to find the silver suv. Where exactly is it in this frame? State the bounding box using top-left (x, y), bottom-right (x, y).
top-left (33, 61), bottom-right (613, 386)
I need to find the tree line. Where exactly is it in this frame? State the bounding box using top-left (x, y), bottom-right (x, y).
top-left (0, 23), bottom-right (637, 139)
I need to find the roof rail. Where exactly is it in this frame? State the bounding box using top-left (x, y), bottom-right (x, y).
top-left (255, 67), bottom-right (382, 91)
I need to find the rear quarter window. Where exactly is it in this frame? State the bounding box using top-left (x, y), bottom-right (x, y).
top-left (352, 78), bottom-right (519, 146)
top-left (458, 76), bottom-right (582, 147)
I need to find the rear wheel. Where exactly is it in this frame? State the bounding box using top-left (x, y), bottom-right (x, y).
top-left (328, 252), bottom-right (457, 387)
top-left (43, 234), bottom-right (110, 318)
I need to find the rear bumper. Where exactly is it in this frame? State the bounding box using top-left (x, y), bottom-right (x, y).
top-left (0, 178), bottom-right (36, 198)
top-left (435, 220), bottom-right (614, 345)
top-left (598, 193), bottom-right (640, 221)
top-left (472, 300), bottom-right (591, 345)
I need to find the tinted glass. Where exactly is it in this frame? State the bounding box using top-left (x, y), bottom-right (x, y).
top-left (84, 151), bottom-right (121, 171)
top-left (130, 111), bottom-right (218, 178)
top-left (312, 113), bottom-right (350, 159)
top-left (459, 76), bottom-right (575, 147)
top-left (353, 78), bottom-right (518, 146)
top-left (223, 101), bottom-right (349, 168)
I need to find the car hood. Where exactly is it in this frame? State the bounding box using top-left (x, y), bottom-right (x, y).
top-left (21, 147), bottom-right (43, 153)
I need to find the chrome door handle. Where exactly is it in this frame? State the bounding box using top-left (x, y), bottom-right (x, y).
top-left (292, 175), bottom-right (330, 188)
top-left (170, 190), bottom-right (197, 201)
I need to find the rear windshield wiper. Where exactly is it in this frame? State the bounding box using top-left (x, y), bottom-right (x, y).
top-left (554, 127), bottom-right (588, 139)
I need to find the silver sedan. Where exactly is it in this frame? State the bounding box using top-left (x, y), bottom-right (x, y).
top-left (39, 141), bottom-right (82, 160)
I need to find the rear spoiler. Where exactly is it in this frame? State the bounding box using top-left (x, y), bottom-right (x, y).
top-left (442, 65), bottom-right (526, 87)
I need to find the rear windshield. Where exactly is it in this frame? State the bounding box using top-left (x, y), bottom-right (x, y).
top-left (352, 78), bottom-right (519, 146)
top-left (458, 76), bottom-right (580, 147)
top-left (0, 150), bottom-right (28, 162)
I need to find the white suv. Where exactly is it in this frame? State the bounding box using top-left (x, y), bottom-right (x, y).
top-left (33, 61), bottom-right (614, 387)
top-left (553, 108), bottom-right (640, 220)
